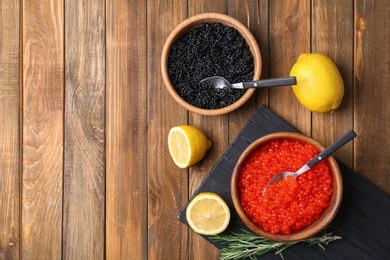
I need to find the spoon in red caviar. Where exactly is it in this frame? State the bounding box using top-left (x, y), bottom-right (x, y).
top-left (200, 76), bottom-right (297, 89)
top-left (263, 129), bottom-right (357, 195)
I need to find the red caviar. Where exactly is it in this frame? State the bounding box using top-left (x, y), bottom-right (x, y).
top-left (238, 139), bottom-right (333, 235)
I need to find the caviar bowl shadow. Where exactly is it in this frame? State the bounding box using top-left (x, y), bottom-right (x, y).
top-left (161, 13), bottom-right (262, 116)
top-left (230, 132), bottom-right (343, 242)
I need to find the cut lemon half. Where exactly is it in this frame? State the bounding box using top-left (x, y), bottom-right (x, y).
top-left (168, 125), bottom-right (212, 168)
top-left (186, 192), bottom-right (230, 236)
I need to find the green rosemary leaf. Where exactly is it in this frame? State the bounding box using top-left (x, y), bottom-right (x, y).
top-left (210, 227), bottom-right (341, 260)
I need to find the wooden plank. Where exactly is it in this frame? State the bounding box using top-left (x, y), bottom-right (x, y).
top-left (0, 0), bottom-right (20, 258)
top-left (253, 0), bottom-right (270, 109)
top-left (147, 1), bottom-right (189, 259)
top-left (21, 0), bottom-right (64, 258)
top-left (63, 0), bottom-right (105, 258)
top-left (269, 0), bottom-right (311, 136)
top-left (187, 1), bottom-right (227, 259)
top-left (228, 0), bottom-right (269, 142)
top-left (354, 0), bottom-right (390, 194)
top-left (105, 1), bottom-right (147, 259)
top-left (187, 116), bottom-right (226, 260)
top-left (311, 0), bottom-right (354, 168)
top-left (190, 0), bottom-right (226, 14)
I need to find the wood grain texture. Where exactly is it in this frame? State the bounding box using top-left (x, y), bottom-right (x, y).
top-left (0, 0), bottom-right (20, 258)
top-left (269, 0), bottom-right (311, 136)
top-left (253, 0), bottom-right (270, 108)
top-left (227, 0), bottom-right (268, 142)
top-left (187, 2), bottom-right (227, 259)
top-left (105, 0), bottom-right (147, 259)
top-left (147, 1), bottom-right (189, 259)
top-left (0, 1), bottom-right (389, 259)
top-left (354, 0), bottom-right (390, 194)
top-left (22, 0), bottom-right (64, 258)
top-left (311, 0), bottom-right (354, 168)
top-left (63, 0), bottom-right (105, 258)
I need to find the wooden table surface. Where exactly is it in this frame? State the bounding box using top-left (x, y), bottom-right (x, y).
top-left (1, 0), bottom-right (389, 259)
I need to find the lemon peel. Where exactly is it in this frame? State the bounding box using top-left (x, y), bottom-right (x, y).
top-left (168, 125), bottom-right (212, 168)
top-left (290, 53), bottom-right (344, 113)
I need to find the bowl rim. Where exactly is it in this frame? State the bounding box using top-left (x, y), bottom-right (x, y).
top-left (230, 132), bottom-right (343, 242)
top-left (161, 13), bottom-right (262, 116)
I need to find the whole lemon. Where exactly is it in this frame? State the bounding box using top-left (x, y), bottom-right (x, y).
top-left (290, 53), bottom-right (344, 113)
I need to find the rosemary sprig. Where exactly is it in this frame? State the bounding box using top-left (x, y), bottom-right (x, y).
top-left (210, 227), bottom-right (341, 260)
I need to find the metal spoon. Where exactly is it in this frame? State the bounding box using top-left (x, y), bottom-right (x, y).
top-left (263, 129), bottom-right (357, 195)
top-left (200, 76), bottom-right (297, 89)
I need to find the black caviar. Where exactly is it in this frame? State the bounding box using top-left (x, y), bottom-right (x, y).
top-left (168, 22), bottom-right (254, 109)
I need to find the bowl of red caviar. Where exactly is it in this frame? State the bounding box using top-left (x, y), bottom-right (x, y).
top-left (161, 13), bottom-right (262, 116)
top-left (231, 132), bottom-right (343, 242)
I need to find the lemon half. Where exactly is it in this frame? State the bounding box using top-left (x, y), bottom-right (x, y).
top-left (290, 53), bottom-right (344, 113)
top-left (186, 192), bottom-right (231, 236)
top-left (168, 125), bottom-right (212, 168)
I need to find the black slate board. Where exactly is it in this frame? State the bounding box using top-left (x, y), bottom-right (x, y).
top-left (178, 105), bottom-right (390, 259)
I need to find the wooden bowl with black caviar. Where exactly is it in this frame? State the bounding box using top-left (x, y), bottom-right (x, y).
top-left (161, 13), bottom-right (261, 116)
top-left (230, 132), bottom-right (343, 242)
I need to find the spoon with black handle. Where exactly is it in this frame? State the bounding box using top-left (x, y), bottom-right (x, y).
top-left (201, 76), bottom-right (297, 89)
top-left (263, 129), bottom-right (357, 195)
